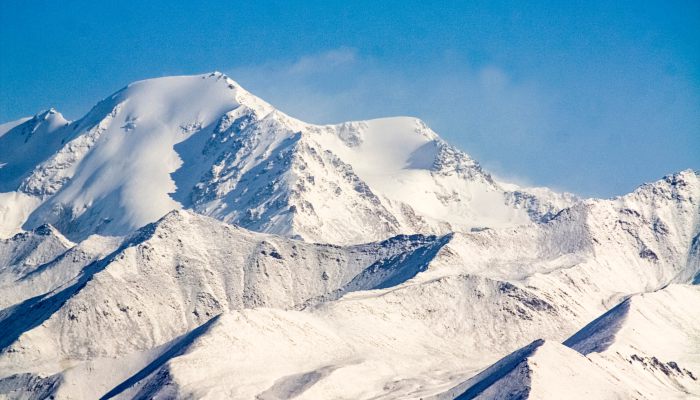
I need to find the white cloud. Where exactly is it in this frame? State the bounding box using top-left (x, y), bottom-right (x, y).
top-left (286, 47), bottom-right (358, 75)
top-left (227, 48), bottom-right (553, 149)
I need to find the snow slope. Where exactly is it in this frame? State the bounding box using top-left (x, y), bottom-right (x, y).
top-left (0, 109), bottom-right (71, 237)
top-left (0, 117), bottom-right (32, 138)
top-left (434, 284), bottom-right (700, 399)
top-left (0, 226), bottom-right (118, 309)
top-left (0, 109), bottom-right (71, 193)
top-left (431, 339), bottom-right (633, 400)
top-left (564, 284), bottom-right (700, 398)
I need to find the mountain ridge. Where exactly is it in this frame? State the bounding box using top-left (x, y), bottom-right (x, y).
top-left (1, 72), bottom-right (575, 244)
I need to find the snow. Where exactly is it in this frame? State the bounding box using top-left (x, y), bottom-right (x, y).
top-left (431, 340), bottom-right (633, 400)
top-left (0, 192), bottom-right (40, 238)
top-left (309, 118), bottom-right (534, 236)
top-left (565, 284), bottom-right (700, 398)
top-left (1, 182), bottom-right (696, 397)
top-left (0, 109), bottom-right (71, 192)
top-left (0, 72), bottom-right (698, 399)
top-left (430, 284), bottom-right (700, 399)
top-left (21, 73), bottom-right (268, 239)
top-left (0, 117), bottom-right (31, 138)
top-left (0, 73), bottom-right (567, 244)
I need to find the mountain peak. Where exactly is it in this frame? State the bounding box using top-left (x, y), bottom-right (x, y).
top-left (113, 72), bottom-right (275, 121)
top-left (31, 107), bottom-right (69, 127)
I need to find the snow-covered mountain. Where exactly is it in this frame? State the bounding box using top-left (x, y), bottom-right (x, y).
top-left (0, 72), bottom-right (697, 399)
top-left (0, 72), bottom-right (572, 244)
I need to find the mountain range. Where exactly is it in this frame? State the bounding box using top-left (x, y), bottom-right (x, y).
top-left (0, 72), bottom-right (697, 399)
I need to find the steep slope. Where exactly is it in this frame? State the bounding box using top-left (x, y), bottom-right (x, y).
top-left (0, 117), bottom-right (32, 137)
top-left (0, 225), bottom-right (74, 308)
top-left (19, 73), bottom-right (269, 240)
top-left (564, 284), bottom-right (700, 398)
top-left (0, 72), bottom-right (570, 244)
top-left (0, 110), bottom-right (72, 237)
top-left (0, 109), bottom-right (71, 193)
top-left (0, 224), bottom-right (121, 312)
top-left (0, 228), bottom-right (118, 309)
top-left (417, 169), bottom-right (700, 326)
top-left (434, 284), bottom-right (700, 400)
top-left (0, 225), bottom-right (73, 275)
top-left (431, 340), bottom-right (633, 400)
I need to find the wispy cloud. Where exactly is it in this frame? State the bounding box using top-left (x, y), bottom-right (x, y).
top-left (286, 48), bottom-right (358, 75)
top-left (227, 48), bottom-right (699, 197)
top-left (228, 48), bottom-right (553, 147)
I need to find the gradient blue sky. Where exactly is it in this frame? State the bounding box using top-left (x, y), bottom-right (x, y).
top-left (1, 1), bottom-right (698, 197)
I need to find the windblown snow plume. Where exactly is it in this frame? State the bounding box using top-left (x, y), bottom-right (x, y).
top-left (0, 72), bottom-right (697, 399)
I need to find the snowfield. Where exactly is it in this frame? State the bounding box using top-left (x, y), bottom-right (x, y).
top-left (0, 72), bottom-right (698, 399)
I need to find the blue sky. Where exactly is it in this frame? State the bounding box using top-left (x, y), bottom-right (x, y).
top-left (1, 1), bottom-right (698, 197)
